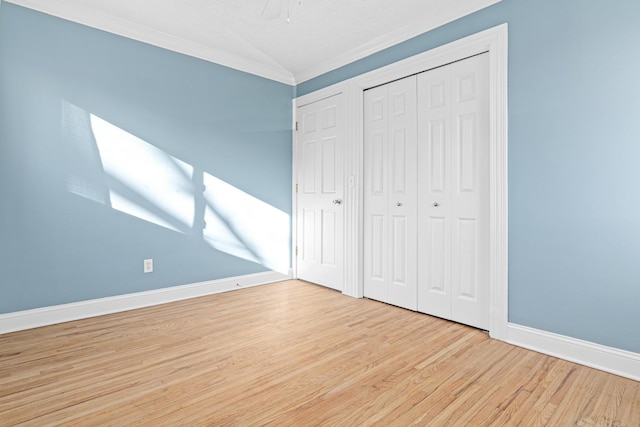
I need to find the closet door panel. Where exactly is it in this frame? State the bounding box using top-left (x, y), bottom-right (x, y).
top-left (363, 86), bottom-right (389, 303)
top-left (417, 53), bottom-right (489, 329)
top-left (450, 53), bottom-right (490, 329)
top-left (389, 80), bottom-right (417, 214)
top-left (417, 65), bottom-right (453, 318)
top-left (386, 77), bottom-right (418, 310)
top-left (364, 76), bottom-right (417, 310)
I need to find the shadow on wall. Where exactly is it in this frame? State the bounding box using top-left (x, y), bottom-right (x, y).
top-left (62, 101), bottom-right (290, 274)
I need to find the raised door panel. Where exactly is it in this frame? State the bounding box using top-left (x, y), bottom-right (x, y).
top-left (321, 209), bottom-right (337, 265)
top-left (301, 141), bottom-right (317, 194)
top-left (301, 209), bottom-right (316, 262)
top-left (320, 104), bottom-right (340, 198)
top-left (370, 214), bottom-right (386, 281)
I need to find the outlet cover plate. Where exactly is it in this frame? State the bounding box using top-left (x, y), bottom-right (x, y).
top-left (143, 259), bottom-right (153, 273)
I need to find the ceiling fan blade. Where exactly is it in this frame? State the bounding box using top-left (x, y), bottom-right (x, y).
top-left (261, 0), bottom-right (284, 20)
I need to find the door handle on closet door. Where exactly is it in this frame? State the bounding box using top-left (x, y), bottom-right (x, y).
top-left (396, 202), bottom-right (402, 207)
top-left (332, 199), bottom-right (342, 205)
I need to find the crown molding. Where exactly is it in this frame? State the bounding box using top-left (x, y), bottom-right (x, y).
top-left (5, 0), bottom-right (296, 85)
top-left (5, 0), bottom-right (500, 86)
top-left (293, 0), bottom-right (501, 84)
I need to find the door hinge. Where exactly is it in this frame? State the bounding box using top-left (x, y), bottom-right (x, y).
top-left (295, 121), bottom-right (299, 131)
top-left (295, 246), bottom-right (298, 256)
top-left (295, 183), bottom-right (298, 193)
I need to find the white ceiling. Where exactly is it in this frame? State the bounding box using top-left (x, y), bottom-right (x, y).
top-left (6, 0), bottom-right (500, 85)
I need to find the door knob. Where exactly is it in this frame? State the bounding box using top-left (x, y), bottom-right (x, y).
top-left (433, 202), bottom-right (440, 207)
top-left (332, 199), bottom-right (342, 205)
top-left (396, 202), bottom-right (402, 207)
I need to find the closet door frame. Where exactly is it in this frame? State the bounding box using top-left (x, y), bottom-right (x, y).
top-left (294, 24), bottom-right (508, 340)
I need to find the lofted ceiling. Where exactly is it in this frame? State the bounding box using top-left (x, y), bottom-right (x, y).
top-left (5, 0), bottom-right (500, 85)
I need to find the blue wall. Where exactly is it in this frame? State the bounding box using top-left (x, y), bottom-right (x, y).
top-left (299, 0), bottom-right (640, 353)
top-left (0, 3), bottom-right (293, 313)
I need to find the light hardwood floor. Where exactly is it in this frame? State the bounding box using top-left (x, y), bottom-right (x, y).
top-left (1, 280), bottom-right (638, 426)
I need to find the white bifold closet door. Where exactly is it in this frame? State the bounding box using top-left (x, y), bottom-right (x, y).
top-left (363, 76), bottom-right (418, 311)
top-left (417, 53), bottom-right (490, 330)
top-left (363, 53), bottom-right (489, 330)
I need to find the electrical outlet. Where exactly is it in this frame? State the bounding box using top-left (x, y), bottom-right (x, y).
top-left (143, 258), bottom-right (153, 273)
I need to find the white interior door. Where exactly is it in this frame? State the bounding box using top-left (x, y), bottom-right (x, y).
top-left (417, 53), bottom-right (490, 329)
top-left (296, 94), bottom-right (344, 291)
top-left (363, 76), bottom-right (418, 310)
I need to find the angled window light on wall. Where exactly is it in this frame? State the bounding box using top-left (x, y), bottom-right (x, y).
top-left (62, 100), bottom-right (290, 274)
top-left (90, 114), bottom-right (195, 234)
top-left (202, 173), bottom-right (289, 272)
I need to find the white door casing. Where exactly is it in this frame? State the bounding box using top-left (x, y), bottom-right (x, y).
top-left (417, 53), bottom-right (490, 330)
top-left (295, 94), bottom-right (344, 291)
top-left (363, 76), bottom-right (418, 310)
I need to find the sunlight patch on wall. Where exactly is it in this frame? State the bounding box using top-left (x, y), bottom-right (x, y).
top-left (91, 114), bottom-right (195, 234)
top-left (63, 101), bottom-right (110, 205)
top-left (203, 173), bottom-right (290, 274)
top-left (62, 101), bottom-right (290, 272)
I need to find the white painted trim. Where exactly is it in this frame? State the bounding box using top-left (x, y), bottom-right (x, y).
top-left (295, 85), bottom-right (347, 108)
top-left (343, 83), bottom-right (365, 299)
top-left (0, 270), bottom-right (292, 334)
top-left (291, 97), bottom-right (299, 280)
top-left (507, 323), bottom-right (640, 382)
top-left (294, 0), bottom-right (502, 83)
top-left (5, 0), bottom-right (295, 85)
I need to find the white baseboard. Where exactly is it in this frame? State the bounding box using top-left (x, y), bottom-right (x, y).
top-left (0, 270), bottom-right (292, 334)
top-left (507, 323), bottom-right (640, 382)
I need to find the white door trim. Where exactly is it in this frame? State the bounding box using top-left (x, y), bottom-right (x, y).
top-left (294, 24), bottom-right (508, 339)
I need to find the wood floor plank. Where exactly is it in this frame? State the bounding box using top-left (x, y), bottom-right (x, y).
top-left (0, 280), bottom-right (638, 426)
